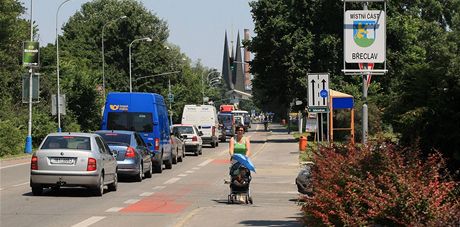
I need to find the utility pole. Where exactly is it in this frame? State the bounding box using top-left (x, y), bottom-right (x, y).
top-left (25, 0), bottom-right (34, 153)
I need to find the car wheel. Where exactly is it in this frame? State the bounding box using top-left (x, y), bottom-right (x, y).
top-left (164, 153), bottom-right (173, 169)
top-left (182, 146), bottom-right (186, 158)
top-left (178, 150), bottom-right (183, 162)
top-left (172, 149), bottom-right (178, 164)
top-left (108, 173), bottom-right (118, 191)
top-left (93, 174), bottom-right (104, 196)
top-left (145, 163), bottom-right (153, 178)
top-left (153, 152), bottom-right (163, 173)
top-left (31, 185), bottom-right (43, 196)
top-left (136, 163), bottom-right (143, 182)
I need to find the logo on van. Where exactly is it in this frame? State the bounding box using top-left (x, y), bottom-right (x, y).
top-left (109, 105), bottom-right (129, 111)
top-left (110, 105), bottom-right (119, 110)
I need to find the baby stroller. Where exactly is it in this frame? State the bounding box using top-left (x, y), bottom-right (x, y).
top-left (227, 160), bottom-right (253, 204)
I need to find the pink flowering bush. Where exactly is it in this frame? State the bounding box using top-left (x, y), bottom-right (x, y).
top-left (300, 142), bottom-right (460, 226)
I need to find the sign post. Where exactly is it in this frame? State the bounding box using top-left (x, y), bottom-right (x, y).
top-left (343, 0), bottom-right (387, 144)
top-left (308, 73), bottom-right (330, 143)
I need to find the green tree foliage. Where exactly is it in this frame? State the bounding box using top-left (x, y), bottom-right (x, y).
top-left (248, 0), bottom-right (460, 172)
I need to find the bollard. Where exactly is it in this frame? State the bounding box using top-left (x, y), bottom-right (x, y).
top-left (281, 119), bottom-right (286, 125)
top-left (299, 136), bottom-right (307, 152)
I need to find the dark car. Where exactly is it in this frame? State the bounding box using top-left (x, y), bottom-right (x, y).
top-left (296, 162), bottom-right (314, 196)
top-left (96, 130), bottom-right (153, 182)
top-left (170, 130), bottom-right (185, 164)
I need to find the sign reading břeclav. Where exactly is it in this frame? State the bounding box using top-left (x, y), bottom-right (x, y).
top-left (344, 10), bottom-right (385, 63)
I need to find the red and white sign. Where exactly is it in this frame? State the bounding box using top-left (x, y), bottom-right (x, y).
top-left (359, 63), bottom-right (374, 87)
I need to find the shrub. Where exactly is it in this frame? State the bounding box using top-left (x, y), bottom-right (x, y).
top-left (0, 120), bottom-right (25, 156)
top-left (300, 142), bottom-right (460, 226)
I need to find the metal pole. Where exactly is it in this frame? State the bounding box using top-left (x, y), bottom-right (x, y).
top-left (168, 76), bottom-right (172, 126)
top-left (102, 16), bottom-right (127, 97)
top-left (129, 42), bottom-right (132, 92)
top-left (25, 0), bottom-right (33, 153)
top-left (56, 0), bottom-right (71, 132)
top-left (362, 2), bottom-right (369, 144)
top-left (201, 71), bottom-right (204, 104)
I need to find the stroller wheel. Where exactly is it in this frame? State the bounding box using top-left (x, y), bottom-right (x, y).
top-left (249, 197), bottom-right (253, 204)
top-left (245, 195), bottom-right (249, 204)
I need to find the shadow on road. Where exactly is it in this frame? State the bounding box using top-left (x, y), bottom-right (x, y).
top-left (239, 219), bottom-right (303, 227)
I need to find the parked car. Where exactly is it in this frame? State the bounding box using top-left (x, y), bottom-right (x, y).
top-left (30, 133), bottom-right (117, 196)
top-left (171, 124), bottom-right (203, 156)
top-left (170, 130), bottom-right (185, 164)
top-left (296, 162), bottom-right (314, 196)
top-left (101, 92), bottom-right (173, 173)
top-left (181, 104), bottom-right (220, 147)
top-left (96, 130), bottom-right (152, 182)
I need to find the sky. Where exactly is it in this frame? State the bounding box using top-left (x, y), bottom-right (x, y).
top-left (20, 0), bottom-right (255, 70)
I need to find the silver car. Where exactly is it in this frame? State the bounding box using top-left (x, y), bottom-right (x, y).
top-left (30, 133), bottom-right (118, 196)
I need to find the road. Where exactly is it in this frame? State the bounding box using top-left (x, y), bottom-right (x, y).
top-left (0, 123), bottom-right (303, 227)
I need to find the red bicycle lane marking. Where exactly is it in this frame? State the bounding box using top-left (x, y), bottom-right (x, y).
top-left (122, 187), bottom-right (192, 214)
top-left (212, 159), bottom-right (230, 164)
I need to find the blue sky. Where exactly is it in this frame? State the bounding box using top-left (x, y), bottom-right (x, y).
top-left (20, 0), bottom-right (254, 70)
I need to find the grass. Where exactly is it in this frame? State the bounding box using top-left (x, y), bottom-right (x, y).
top-left (0, 152), bottom-right (32, 161)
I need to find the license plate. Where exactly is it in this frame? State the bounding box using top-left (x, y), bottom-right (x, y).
top-left (50, 157), bottom-right (75, 165)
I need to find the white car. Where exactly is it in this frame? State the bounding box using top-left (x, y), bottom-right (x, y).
top-left (30, 132), bottom-right (118, 196)
top-left (171, 124), bottom-right (203, 156)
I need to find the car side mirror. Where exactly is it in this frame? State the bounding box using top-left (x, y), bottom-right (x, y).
top-left (199, 131), bottom-right (203, 136)
top-left (198, 125), bottom-right (202, 129)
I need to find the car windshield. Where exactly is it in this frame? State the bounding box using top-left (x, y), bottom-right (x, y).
top-left (98, 133), bottom-right (131, 144)
top-left (41, 136), bottom-right (91, 150)
top-left (174, 126), bottom-right (194, 134)
top-left (107, 112), bottom-right (153, 132)
top-left (218, 115), bottom-right (232, 124)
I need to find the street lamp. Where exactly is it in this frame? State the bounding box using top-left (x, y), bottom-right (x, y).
top-left (129, 37), bottom-right (152, 92)
top-left (201, 69), bottom-right (218, 104)
top-left (55, 0), bottom-right (72, 132)
top-left (134, 71), bottom-right (181, 126)
top-left (102, 15), bottom-right (127, 98)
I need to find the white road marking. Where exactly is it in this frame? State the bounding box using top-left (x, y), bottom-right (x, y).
top-left (178, 174), bottom-right (187, 177)
top-left (163, 177), bottom-right (180, 184)
top-left (71, 216), bottom-right (105, 227)
top-left (13, 182), bottom-right (29, 187)
top-left (140, 192), bottom-right (154, 196)
top-left (153, 186), bottom-right (166, 190)
top-left (105, 207), bottom-right (123, 212)
top-left (0, 162), bottom-right (29, 170)
top-left (192, 167), bottom-right (200, 170)
top-left (124, 199), bottom-right (140, 204)
top-left (198, 159), bottom-right (213, 167)
top-left (185, 170), bottom-right (194, 174)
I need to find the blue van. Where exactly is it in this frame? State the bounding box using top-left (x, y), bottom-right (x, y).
top-left (101, 92), bottom-right (173, 173)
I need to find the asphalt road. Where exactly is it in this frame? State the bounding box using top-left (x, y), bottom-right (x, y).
top-left (0, 123), bottom-right (304, 227)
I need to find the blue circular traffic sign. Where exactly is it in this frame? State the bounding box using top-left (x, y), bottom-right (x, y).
top-left (320, 90), bottom-right (328, 98)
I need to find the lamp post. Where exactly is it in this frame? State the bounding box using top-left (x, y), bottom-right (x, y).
top-left (201, 69), bottom-right (218, 104)
top-left (102, 15), bottom-right (127, 98)
top-left (55, 0), bottom-right (72, 132)
top-left (129, 37), bottom-right (152, 92)
top-left (134, 71), bottom-right (181, 126)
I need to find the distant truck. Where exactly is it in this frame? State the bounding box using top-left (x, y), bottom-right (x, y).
top-left (181, 104), bottom-right (220, 148)
top-left (219, 104), bottom-right (235, 113)
top-left (101, 92), bottom-right (173, 173)
top-left (218, 112), bottom-right (235, 142)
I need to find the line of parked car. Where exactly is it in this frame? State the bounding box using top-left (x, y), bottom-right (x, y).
top-left (29, 92), bottom-right (223, 196)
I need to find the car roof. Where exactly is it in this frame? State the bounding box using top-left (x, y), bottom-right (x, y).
top-left (172, 124), bottom-right (195, 127)
top-left (95, 130), bottom-right (136, 135)
top-left (46, 132), bottom-right (98, 137)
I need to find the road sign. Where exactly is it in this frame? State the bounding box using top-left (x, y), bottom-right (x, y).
top-left (23, 41), bottom-right (39, 67)
top-left (344, 10), bottom-right (386, 63)
top-left (308, 73), bottom-right (329, 112)
top-left (22, 73), bottom-right (40, 103)
top-left (51, 94), bottom-right (66, 115)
